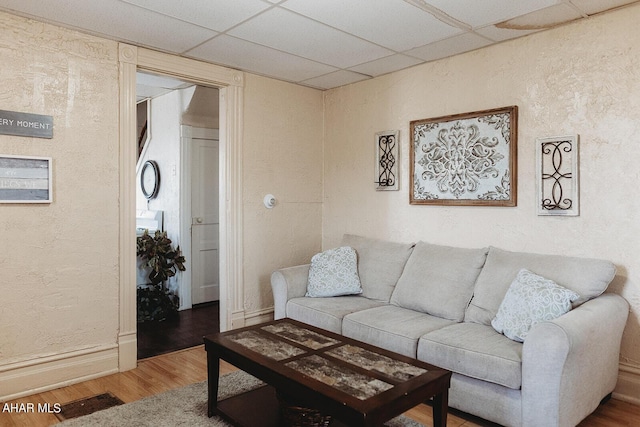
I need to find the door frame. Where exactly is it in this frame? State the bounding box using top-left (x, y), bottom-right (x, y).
top-left (118, 44), bottom-right (245, 371)
top-left (179, 125), bottom-right (220, 311)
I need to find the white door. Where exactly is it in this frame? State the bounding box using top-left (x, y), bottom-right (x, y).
top-left (191, 137), bottom-right (219, 304)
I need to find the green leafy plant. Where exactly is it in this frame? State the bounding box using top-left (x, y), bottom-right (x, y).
top-left (136, 230), bottom-right (186, 322)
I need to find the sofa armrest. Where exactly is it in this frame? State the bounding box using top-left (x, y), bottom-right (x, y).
top-left (522, 293), bottom-right (628, 427)
top-left (271, 264), bottom-right (310, 320)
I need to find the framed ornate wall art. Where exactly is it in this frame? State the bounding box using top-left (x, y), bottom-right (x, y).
top-left (375, 130), bottom-right (399, 191)
top-left (536, 135), bottom-right (579, 216)
top-left (410, 106), bottom-right (518, 206)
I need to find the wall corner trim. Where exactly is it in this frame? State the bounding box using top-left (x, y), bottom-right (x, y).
top-left (119, 44), bottom-right (137, 65)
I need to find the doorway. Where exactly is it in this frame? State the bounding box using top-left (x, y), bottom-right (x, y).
top-left (134, 74), bottom-right (221, 358)
top-left (118, 44), bottom-right (246, 371)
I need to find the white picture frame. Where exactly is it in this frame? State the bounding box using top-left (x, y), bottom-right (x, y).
top-left (536, 135), bottom-right (579, 216)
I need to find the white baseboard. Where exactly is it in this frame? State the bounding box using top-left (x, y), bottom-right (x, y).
top-left (613, 362), bottom-right (640, 405)
top-left (0, 345), bottom-right (119, 401)
top-left (118, 331), bottom-right (137, 372)
top-left (244, 307), bottom-right (274, 326)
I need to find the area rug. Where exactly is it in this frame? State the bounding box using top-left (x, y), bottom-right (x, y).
top-left (58, 371), bottom-right (424, 426)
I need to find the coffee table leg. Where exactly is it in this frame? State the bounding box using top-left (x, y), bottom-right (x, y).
top-left (207, 350), bottom-right (220, 417)
top-left (432, 389), bottom-right (448, 427)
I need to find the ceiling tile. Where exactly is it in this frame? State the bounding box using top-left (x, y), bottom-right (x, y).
top-left (282, 0), bottom-right (463, 51)
top-left (406, 32), bottom-right (493, 62)
top-left (0, 0), bottom-right (218, 53)
top-left (300, 70), bottom-right (371, 90)
top-left (227, 7), bottom-right (394, 68)
top-left (424, 0), bottom-right (559, 28)
top-left (186, 35), bottom-right (338, 83)
top-left (121, 0), bottom-right (271, 32)
top-left (136, 72), bottom-right (192, 90)
top-left (570, 0), bottom-right (639, 15)
top-left (348, 54), bottom-right (423, 77)
top-left (136, 72), bottom-right (192, 100)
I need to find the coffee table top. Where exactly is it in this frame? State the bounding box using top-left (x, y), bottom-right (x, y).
top-left (205, 318), bottom-right (450, 424)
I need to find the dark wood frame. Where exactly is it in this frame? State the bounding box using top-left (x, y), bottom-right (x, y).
top-left (204, 319), bottom-right (451, 427)
top-left (410, 106), bottom-right (518, 206)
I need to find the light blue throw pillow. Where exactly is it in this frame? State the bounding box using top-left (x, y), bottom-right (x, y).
top-left (306, 246), bottom-right (362, 298)
top-left (491, 269), bottom-right (580, 342)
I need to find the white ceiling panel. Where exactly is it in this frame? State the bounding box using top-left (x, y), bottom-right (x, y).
top-left (227, 7), bottom-right (394, 68)
top-left (348, 54), bottom-right (424, 77)
top-left (0, 0), bottom-right (218, 53)
top-left (137, 71), bottom-right (192, 90)
top-left (300, 70), bottom-right (371, 90)
top-left (186, 35), bottom-right (338, 83)
top-left (406, 33), bottom-right (493, 62)
top-left (282, 0), bottom-right (463, 51)
top-left (121, 0), bottom-right (271, 32)
top-left (424, 0), bottom-right (559, 28)
top-left (0, 0), bottom-right (637, 89)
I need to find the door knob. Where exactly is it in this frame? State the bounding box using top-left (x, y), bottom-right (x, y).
top-left (196, 217), bottom-right (203, 223)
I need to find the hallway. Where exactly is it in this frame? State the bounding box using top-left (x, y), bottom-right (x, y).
top-left (137, 302), bottom-right (219, 360)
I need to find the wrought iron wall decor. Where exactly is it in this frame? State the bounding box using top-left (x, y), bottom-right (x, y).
top-left (410, 106), bottom-right (518, 206)
top-left (536, 135), bottom-right (579, 216)
top-left (375, 130), bottom-right (399, 191)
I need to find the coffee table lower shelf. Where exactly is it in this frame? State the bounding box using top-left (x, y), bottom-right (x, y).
top-left (215, 384), bottom-right (349, 427)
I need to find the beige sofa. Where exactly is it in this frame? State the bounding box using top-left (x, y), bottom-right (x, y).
top-left (271, 234), bottom-right (628, 427)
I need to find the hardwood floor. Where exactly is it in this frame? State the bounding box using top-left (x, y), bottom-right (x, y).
top-left (137, 301), bottom-right (219, 359)
top-left (2, 345), bottom-right (640, 427)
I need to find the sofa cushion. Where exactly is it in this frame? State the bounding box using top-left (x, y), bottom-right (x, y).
top-left (342, 305), bottom-right (456, 357)
top-left (286, 296), bottom-right (385, 334)
top-left (390, 242), bottom-right (488, 321)
top-left (465, 246), bottom-right (616, 325)
top-left (491, 269), bottom-right (580, 342)
top-left (341, 234), bottom-right (414, 302)
top-left (418, 323), bottom-right (523, 389)
top-left (306, 246), bottom-right (362, 297)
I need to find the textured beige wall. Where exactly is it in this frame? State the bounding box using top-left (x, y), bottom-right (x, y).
top-left (0, 13), bottom-right (120, 364)
top-left (323, 5), bottom-right (640, 369)
top-left (242, 74), bottom-right (324, 314)
top-left (0, 12), bottom-right (324, 377)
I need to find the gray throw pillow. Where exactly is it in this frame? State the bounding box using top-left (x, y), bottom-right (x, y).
top-left (306, 246), bottom-right (362, 297)
top-left (491, 269), bottom-right (580, 342)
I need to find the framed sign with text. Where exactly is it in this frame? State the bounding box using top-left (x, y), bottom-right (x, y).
top-left (0, 154), bottom-right (52, 203)
top-left (0, 110), bottom-right (53, 139)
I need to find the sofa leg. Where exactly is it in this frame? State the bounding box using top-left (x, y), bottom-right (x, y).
top-left (600, 393), bottom-right (613, 405)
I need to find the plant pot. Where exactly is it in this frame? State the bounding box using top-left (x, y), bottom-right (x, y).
top-left (137, 285), bottom-right (179, 323)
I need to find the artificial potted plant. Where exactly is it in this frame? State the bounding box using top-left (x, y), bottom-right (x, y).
top-left (136, 230), bottom-right (186, 322)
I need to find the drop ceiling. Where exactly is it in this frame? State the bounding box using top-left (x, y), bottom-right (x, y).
top-left (0, 0), bottom-right (637, 90)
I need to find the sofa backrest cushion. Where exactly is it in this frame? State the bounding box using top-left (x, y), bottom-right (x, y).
top-left (341, 234), bottom-right (414, 302)
top-left (390, 242), bottom-right (489, 321)
top-left (464, 246), bottom-right (617, 325)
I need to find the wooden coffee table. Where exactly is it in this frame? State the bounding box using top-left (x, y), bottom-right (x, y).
top-left (204, 319), bottom-right (451, 427)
